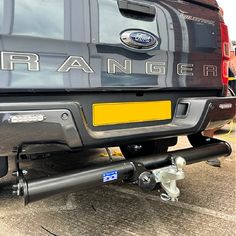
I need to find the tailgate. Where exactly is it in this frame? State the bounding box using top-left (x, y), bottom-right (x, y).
top-left (96, 0), bottom-right (222, 89)
top-left (0, 0), bottom-right (222, 90)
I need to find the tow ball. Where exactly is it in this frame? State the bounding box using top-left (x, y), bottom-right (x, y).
top-left (137, 156), bottom-right (186, 201)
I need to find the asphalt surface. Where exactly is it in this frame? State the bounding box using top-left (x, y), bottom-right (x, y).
top-left (0, 124), bottom-right (235, 236)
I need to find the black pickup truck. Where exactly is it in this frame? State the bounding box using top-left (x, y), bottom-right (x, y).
top-left (0, 0), bottom-right (235, 204)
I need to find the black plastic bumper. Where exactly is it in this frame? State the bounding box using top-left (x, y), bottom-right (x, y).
top-left (0, 96), bottom-right (235, 155)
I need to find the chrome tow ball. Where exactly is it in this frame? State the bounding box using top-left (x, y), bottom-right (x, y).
top-left (139, 156), bottom-right (186, 201)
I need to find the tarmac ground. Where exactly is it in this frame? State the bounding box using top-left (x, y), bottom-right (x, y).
top-left (0, 124), bottom-right (235, 236)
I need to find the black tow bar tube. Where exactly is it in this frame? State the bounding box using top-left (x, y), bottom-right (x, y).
top-left (13, 140), bottom-right (231, 205)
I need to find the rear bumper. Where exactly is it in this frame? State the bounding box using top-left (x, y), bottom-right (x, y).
top-left (0, 96), bottom-right (235, 155)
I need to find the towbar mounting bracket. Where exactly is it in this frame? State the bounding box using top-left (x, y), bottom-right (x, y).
top-left (12, 145), bottom-right (28, 197)
top-left (129, 161), bottom-right (147, 182)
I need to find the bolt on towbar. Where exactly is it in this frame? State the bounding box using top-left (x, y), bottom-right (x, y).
top-left (12, 136), bottom-right (231, 205)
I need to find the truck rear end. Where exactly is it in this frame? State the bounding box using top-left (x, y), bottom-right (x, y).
top-left (0, 0), bottom-right (235, 203)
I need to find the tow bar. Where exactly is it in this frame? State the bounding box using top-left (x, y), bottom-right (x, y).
top-left (12, 138), bottom-right (231, 205)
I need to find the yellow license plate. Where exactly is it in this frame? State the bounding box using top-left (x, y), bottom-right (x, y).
top-left (93, 100), bottom-right (172, 126)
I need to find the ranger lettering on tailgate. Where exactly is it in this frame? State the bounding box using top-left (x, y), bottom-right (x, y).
top-left (0, 51), bottom-right (218, 77)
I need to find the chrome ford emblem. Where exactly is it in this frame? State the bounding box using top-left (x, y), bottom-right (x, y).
top-left (120, 30), bottom-right (159, 49)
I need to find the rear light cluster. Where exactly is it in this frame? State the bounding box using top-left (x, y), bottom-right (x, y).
top-left (220, 22), bottom-right (230, 85)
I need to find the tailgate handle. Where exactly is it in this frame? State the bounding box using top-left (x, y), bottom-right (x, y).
top-left (117, 0), bottom-right (156, 18)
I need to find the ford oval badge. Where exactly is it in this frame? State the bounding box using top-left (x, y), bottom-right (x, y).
top-left (120, 30), bottom-right (159, 49)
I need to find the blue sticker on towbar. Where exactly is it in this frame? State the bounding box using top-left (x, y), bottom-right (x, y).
top-left (103, 170), bottom-right (118, 183)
